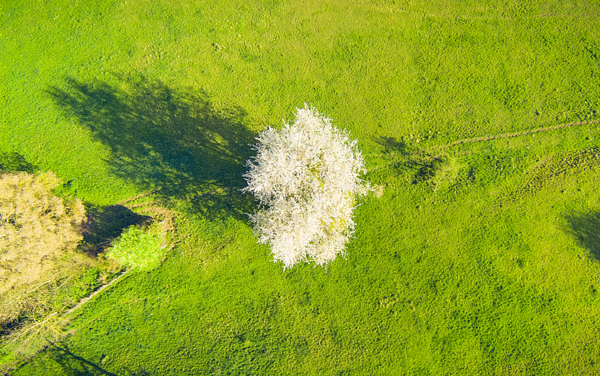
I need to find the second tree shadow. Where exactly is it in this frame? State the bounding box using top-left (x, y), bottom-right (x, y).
top-left (48, 75), bottom-right (257, 221)
top-left (564, 210), bottom-right (600, 262)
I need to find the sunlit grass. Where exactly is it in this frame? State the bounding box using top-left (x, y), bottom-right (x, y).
top-left (3, 0), bottom-right (600, 374)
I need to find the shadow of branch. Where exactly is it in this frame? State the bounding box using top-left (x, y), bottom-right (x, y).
top-left (374, 136), bottom-right (412, 156)
top-left (47, 74), bottom-right (257, 221)
top-left (370, 136), bottom-right (443, 184)
top-left (42, 341), bottom-right (117, 376)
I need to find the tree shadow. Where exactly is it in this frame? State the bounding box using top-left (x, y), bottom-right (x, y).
top-left (372, 136), bottom-right (441, 183)
top-left (374, 136), bottom-right (411, 156)
top-left (47, 74), bottom-right (257, 221)
top-left (32, 342), bottom-right (151, 376)
top-left (0, 151), bottom-right (36, 173)
top-left (80, 204), bottom-right (153, 257)
top-left (45, 343), bottom-right (119, 376)
top-left (564, 210), bottom-right (600, 261)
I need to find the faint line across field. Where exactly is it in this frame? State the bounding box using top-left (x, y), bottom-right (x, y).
top-left (63, 269), bottom-right (133, 316)
top-left (428, 119), bottom-right (600, 151)
top-left (367, 119), bottom-right (600, 173)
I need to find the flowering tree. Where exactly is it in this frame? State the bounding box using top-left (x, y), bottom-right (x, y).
top-left (242, 105), bottom-right (370, 269)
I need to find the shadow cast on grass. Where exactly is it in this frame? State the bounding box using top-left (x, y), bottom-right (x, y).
top-left (80, 204), bottom-right (153, 257)
top-left (48, 74), bottom-right (257, 221)
top-left (26, 342), bottom-right (152, 376)
top-left (46, 343), bottom-right (119, 376)
top-left (372, 136), bottom-right (441, 183)
top-left (374, 136), bottom-right (412, 156)
top-left (0, 152), bottom-right (36, 174)
top-left (565, 210), bottom-right (600, 262)
top-left (0, 152), bottom-right (146, 256)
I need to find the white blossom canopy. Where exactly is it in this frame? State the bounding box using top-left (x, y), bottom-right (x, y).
top-left (243, 105), bottom-right (370, 269)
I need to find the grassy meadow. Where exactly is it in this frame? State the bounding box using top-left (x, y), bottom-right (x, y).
top-left (2, 0), bottom-right (600, 374)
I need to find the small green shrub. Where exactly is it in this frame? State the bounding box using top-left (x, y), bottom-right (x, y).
top-left (106, 224), bottom-right (166, 271)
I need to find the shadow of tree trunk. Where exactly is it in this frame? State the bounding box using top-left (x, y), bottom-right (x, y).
top-left (46, 341), bottom-right (120, 376)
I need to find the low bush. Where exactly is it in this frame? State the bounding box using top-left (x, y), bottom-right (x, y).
top-left (105, 223), bottom-right (167, 271)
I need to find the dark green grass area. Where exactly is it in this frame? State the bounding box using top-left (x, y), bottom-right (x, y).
top-left (3, 0), bottom-right (600, 374)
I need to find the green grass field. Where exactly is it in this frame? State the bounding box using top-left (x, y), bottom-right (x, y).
top-left (3, 0), bottom-right (600, 374)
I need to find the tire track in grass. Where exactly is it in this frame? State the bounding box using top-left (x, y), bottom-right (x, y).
top-left (509, 148), bottom-right (600, 200)
top-left (63, 269), bottom-right (133, 317)
top-left (428, 119), bottom-right (600, 151)
top-left (368, 119), bottom-right (600, 174)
